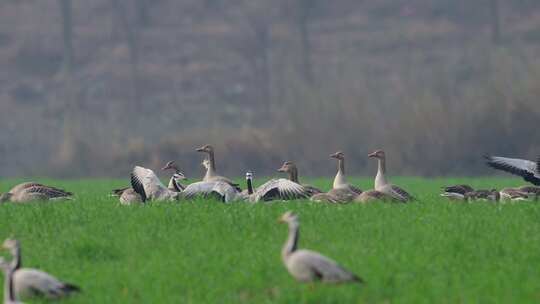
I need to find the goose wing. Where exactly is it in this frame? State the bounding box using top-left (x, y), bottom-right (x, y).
top-left (485, 155), bottom-right (540, 185)
top-left (13, 268), bottom-right (80, 299)
top-left (254, 178), bottom-right (309, 202)
top-left (389, 185), bottom-right (412, 202)
top-left (21, 186), bottom-right (72, 199)
top-left (291, 250), bottom-right (362, 283)
top-left (130, 166), bottom-right (168, 201)
top-left (182, 181), bottom-right (239, 202)
top-left (442, 184), bottom-right (474, 195)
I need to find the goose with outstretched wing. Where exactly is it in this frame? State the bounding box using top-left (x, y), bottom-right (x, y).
top-left (485, 155), bottom-right (540, 186)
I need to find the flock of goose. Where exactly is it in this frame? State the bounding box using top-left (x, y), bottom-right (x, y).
top-left (1, 146), bottom-right (540, 302)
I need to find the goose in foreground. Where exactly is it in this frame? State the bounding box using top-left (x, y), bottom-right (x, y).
top-left (2, 239), bottom-right (80, 301)
top-left (0, 257), bottom-right (23, 304)
top-left (485, 155), bottom-right (540, 186)
top-left (368, 150), bottom-right (412, 202)
top-left (196, 145), bottom-right (242, 191)
top-left (278, 161), bottom-right (322, 196)
top-left (242, 171), bottom-right (309, 202)
top-left (0, 183), bottom-right (72, 203)
top-left (279, 211), bottom-right (363, 284)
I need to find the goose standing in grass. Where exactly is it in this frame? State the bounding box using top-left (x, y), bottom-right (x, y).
top-left (196, 144), bottom-right (242, 191)
top-left (278, 212), bottom-right (363, 283)
top-left (311, 152), bottom-right (361, 203)
top-left (278, 161), bottom-right (322, 196)
top-left (1, 239), bottom-right (80, 301)
top-left (241, 171), bottom-right (309, 202)
top-left (368, 150), bottom-right (412, 202)
top-left (485, 155), bottom-right (540, 185)
top-left (0, 182), bottom-right (72, 203)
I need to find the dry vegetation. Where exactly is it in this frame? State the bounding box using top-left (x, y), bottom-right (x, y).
top-left (1, 0), bottom-right (540, 177)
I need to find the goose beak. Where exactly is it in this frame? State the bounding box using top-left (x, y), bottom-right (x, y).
top-left (368, 152), bottom-right (377, 158)
top-left (161, 165), bottom-right (170, 171)
top-left (196, 147), bottom-right (204, 152)
top-left (330, 153), bottom-right (338, 158)
top-left (277, 166), bottom-right (286, 172)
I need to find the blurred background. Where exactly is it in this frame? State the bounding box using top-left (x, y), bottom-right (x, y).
top-left (1, 0), bottom-right (539, 178)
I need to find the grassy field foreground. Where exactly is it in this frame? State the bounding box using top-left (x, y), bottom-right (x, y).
top-left (1, 177), bottom-right (540, 303)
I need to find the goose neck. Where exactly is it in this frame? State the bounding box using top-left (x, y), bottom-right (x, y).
top-left (333, 159), bottom-right (347, 188)
top-left (375, 157), bottom-right (388, 189)
top-left (282, 221), bottom-right (299, 261)
top-left (246, 178), bottom-right (254, 195)
top-left (288, 167), bottom-right (299, 183)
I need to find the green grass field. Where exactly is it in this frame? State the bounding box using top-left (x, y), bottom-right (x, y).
top-left (2, 177), bottom-right (540, 303)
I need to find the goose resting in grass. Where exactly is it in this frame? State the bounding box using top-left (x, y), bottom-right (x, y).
top-left (311, 152), bottom-right (362, 203)
top-left (0, 182), bottom-right (72, 203)
top-left (279, 211), bottom-right (363, 284)
top-left (485, 155), bottom-right (540, 185)
top-left (1, 239), bottom-right (80, 301)
top-left (242, 171), bottom-right (309, 202)
top-left (354, 189), bottom-right (393, 203)
top-left (368, 150), bottom-right (412, 202)
top-left (440, 187), bottom-right (500, 202)
top-left (278, 161), bottom-right (322, 196)
top-left (131, 165), bottom-right (239, 203)
top-left (196, 145), bottom-right (242, 191)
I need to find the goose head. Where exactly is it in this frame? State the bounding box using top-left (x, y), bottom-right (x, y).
top-left (2, 238), bottom-right (19, 255)
top-left (0, 193), bottom-right (12, 203)
top-left (368, 150), bottom-right (385, 160)
top-left (161, 160), bottom-right (178, 171)
top-left (196, 144), bottom-right (214, 154)
top-left (330, 151), bottom-right (345, 160)
top-left (278, 211), bottom-right (299, 224)
top-left (245, 171), bottom-right (253, 181)
top-left (277, 161), bottom-right (296, 173)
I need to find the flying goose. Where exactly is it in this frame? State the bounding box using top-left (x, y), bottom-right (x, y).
top-left (1, 239), bottom-right (80, 301)
top-left (0, 257), bottom-right (22, 304)
top-left (241, 171), bottom-right (310, 202)
top-left (0, 183), bottom-right (72, 203)
top-left (279, 211), bottom-right (363, 283)
top-left (278, 161), bottom-right (322, 196)
top-left (196, 145), bottom-right (242, 191)
top-left (368, 150), bottom-right (412, 202)
top-left (485, 155), bottom-right (540, 185)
